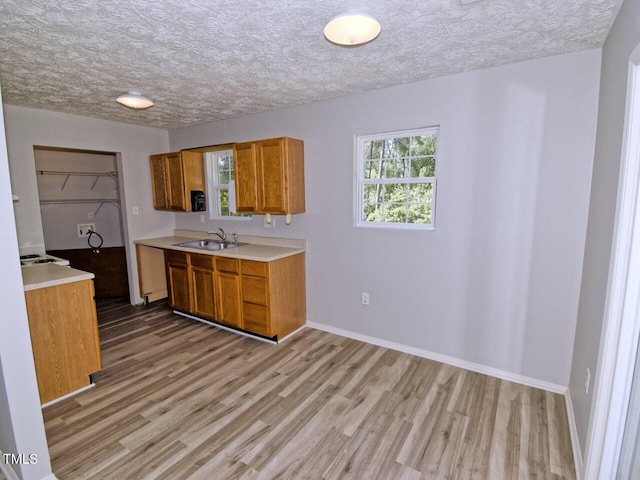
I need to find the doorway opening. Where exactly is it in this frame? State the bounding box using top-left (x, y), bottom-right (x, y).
top-left (33, 146), bottom-right (129, 298)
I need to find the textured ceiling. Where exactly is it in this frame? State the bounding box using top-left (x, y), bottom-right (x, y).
top-left (0, 0), bottom-right (623, 130)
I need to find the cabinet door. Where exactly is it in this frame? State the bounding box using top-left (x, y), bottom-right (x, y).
top-left (243, 303), bottom-right (271, 337)
top-left (166, 152), bottom-right (187, 210)
top-left (166, 253), bottom-right (191, 311)
top-left (258, 138), bottom-right (287, 213)
top-left (150, 154), bottom-right (169, 209)
top-left (215, 271), bottom-right (242, 329)
top-left (192, 265), bottom-right (216, 320)
top-left (234, 142), bottom-right (259, 212)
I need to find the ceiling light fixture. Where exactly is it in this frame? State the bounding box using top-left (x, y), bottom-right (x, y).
top-left (324, 12), bottom-right (381, 46)
top-left (116, 91), bottom-right (154, 110)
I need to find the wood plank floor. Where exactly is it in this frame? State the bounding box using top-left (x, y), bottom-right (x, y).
top-left (40, 298), bottom-right (575, 479)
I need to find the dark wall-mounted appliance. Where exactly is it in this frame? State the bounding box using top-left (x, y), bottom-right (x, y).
top-left (191, 190), bottom-right (206, 211)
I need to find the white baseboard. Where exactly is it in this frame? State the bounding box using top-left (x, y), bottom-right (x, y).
top-left (41, 383), bottom-right (95, 408)
top-left (307, 321), bottom-right (567, 394)
top-left (565, 390), bottom-right (584, 479)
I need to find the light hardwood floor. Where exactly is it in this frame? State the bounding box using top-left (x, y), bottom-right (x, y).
top-left (39, 298), bottom-right (575, 479)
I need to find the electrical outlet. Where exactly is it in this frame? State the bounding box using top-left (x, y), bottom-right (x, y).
top-left (87, 212), bottom-right (94, 220)
top-left (361, 292), bottom-right (370, 306)
top-left (77, 223), bottom-right (95, 237)
top-left (200, 214), bottom-right (205, 224)
top-left (264, 216), bottom-right (276, 229)
top-left (132, 206), bottom-right (139, 216)
top-left (585, 368), bottom-right (591, 395)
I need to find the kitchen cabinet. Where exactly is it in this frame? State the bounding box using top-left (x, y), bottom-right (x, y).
top-left (165, 250), bottom-right (192, 312)
top-left (234, 137), bottom-right (305, 215)
top-left (24, 278), bottom-right (102, 404)
top-left (240, 253), bottom-right (305, 339)
top-left (165, 251), bottom-right (217, 320)
top-left (191, 253), bottom-right (216, 320)
top-left (214, 257), bottom-right (243, 329)
top-left (150, 150), bottom-right (205, 211)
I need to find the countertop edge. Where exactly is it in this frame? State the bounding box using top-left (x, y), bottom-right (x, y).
top-left (134, 236), bottom-right (305, 262)
top-left (23, 265), bottom-right (95, 292)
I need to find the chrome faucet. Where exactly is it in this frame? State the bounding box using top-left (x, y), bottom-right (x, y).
top-left (207, 227), bottom-right (226, 242)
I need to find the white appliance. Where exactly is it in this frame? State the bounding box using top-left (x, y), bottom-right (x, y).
top-left (20, 253), bottom-right (70, 267)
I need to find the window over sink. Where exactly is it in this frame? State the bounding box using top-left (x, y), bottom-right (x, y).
top-left (205, 148), bottom-right (251, 220)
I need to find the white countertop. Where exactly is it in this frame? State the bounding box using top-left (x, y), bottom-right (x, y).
top-left (22, 264), bottom-right (95, 292)
top-left (134, 233), bottom-right (305, 262)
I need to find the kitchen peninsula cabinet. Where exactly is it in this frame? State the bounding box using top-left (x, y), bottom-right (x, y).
top-left (150, 150), bottom-right (205, 211)
top-left (234, 137), bottom-right (305, 215)
top-left (23, 268), bottom-right (102, 404)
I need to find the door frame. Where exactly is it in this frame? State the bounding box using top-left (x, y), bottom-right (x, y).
top-left (584, 41), bottom-right (640, 478)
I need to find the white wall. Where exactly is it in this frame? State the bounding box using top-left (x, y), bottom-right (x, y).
top-left (169, 50), bottom-right (601, 387)
top-left (570, 0), bottom-right (640, 456)
top-left (4, 106), bottom-right (171, 303)
top-left (0, 89), bottom-right (54, 480)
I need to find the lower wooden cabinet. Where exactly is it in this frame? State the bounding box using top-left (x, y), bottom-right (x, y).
top-left (191, 254), bottom-right (216, 320)
top-left (165, 250), bottom-right (192, 312)
top-left (214, 257), bottom-right (242, 329)
top-left (240, 254), bottom-right (306, 339)
top-left (164, 250), bottom-right (306, 341)
top-left (24, 279), bottom-right (102, 404)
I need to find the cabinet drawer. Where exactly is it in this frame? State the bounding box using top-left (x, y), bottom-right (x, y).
top-left (242, 276), bottom-right (268, 305)
top-left (215, 256), bottom-right (239, 273)
top-left (241, 260), bottom-right (268, 277)
top-left (243, 303), bottom-right (270, 337)
top-left (165, 250), bottom-right (189, 265)
top-left (190, 253), bottom-right (215, 269)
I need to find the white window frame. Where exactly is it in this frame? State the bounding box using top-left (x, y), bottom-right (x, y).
top-left (205, 148), bottom-right (251, 221)
top-left (355, 127), bottom-right (438, 230)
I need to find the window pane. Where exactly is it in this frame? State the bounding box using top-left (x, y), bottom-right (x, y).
top-left (411, 156), bottom-right (436, 177)
top-left (218, 154), bottom-right (230, 171)
top-left (382, 159), bottom-right (396, 178)
top-left (219, 188), bottom-right (229, 216)
top-left (409, 182), bottom-right (433, 202)
top-left (411, 134), bottom-right (437, 156)
top-left (218, 170), bottom-right (230, 184)
top-left (364, 140), bottom-right (383, 160)
top-left (408, 203), bottom-right (432, 224)
top-left (385, 203), bottom-right (407, 223)
top-left (395, 137), bottom-right (410, 158)
top-left (364, 160), bottom-right (381, 179)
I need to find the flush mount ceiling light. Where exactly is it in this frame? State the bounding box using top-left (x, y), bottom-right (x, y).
top-left (116, 91), bottom-right (154, 110)
top-left (324, 12), bottom-right (381, 46)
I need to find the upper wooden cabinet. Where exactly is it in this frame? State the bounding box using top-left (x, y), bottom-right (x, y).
top-left (233, 137), bottom-right (305, 215)
top-left (150, 151), bottom-right (205, 211)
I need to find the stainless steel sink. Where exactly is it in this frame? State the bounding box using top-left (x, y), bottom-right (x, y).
top-left (173, 240), bottom-right (247, 251)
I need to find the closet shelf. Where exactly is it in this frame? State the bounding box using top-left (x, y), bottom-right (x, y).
top-left (39, 198), bottom-right (121, 216)
top-left (37, 170), bottom-right (119, 191)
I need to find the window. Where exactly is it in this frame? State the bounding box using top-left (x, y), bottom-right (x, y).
top-left (356, 127), bottom-right (438, 229)
top-left (205, 149), bottom-right (250, 219)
